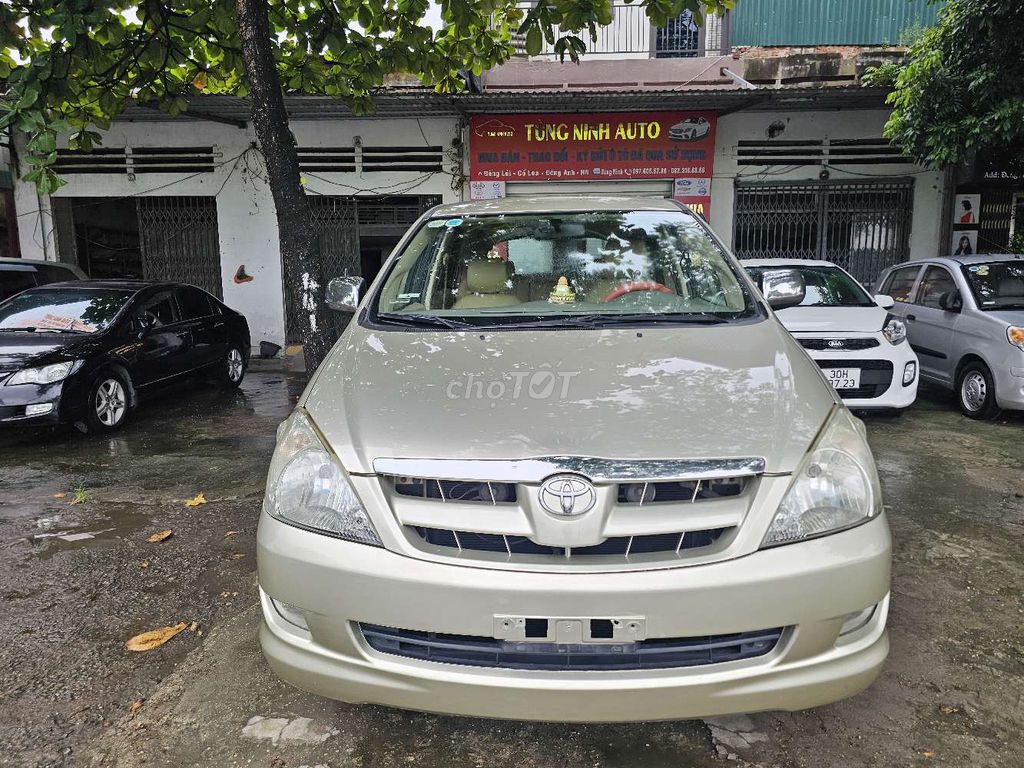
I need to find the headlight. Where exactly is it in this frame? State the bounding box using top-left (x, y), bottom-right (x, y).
top-left (762, 408), bottom-right (881, 548)
top-left (882, 315), bottom-right (906, 345)
top-left (1007, 326), bottom-right (1024, 351)
top-left (264, 409), bottom-right (382, 546)
top-left (6, 361), bottom-right (77, 386)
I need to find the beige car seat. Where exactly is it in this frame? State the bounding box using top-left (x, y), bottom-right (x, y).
top-left (453, 261), bottom-right (521, 309)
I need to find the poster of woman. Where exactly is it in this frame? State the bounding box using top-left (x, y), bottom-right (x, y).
top-left (954, 194), bottom-right (980, 225)
top-left (952, 229), bottom-right (978, 256)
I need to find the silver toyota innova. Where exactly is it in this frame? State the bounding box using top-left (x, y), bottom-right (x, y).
top-left (257, 197), bottom-right (891, 722)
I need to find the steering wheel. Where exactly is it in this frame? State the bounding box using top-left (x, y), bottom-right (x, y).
top-left (603, 281), bottom-right (673, 303)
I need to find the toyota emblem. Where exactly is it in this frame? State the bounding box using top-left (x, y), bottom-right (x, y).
top-left (539, 475), bottom-right (597, 518)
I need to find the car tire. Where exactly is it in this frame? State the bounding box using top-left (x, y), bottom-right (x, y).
top-left (85, 370), bottom-right (131, 433)
top-left (217, 344), bottom-right (247, 389)
top-left (957, 362), bottom-right (999, 420)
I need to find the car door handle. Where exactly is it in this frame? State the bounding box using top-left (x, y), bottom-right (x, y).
top-left (906, 314), bottom-right (916, 322)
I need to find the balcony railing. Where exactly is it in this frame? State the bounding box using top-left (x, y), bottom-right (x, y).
top-left (514, 4), bottom-right (730, 59)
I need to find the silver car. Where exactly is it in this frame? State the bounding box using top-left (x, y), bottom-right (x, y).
top-left (258, 197), bottom-right (891, 722)
top-left (876, 254), bottom-right (1024, 418)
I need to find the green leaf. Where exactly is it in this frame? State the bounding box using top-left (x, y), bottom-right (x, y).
top-left (525, 24), bottom-right (542, 56)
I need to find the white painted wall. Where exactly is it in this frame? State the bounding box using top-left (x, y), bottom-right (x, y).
top-left (14, 116), bottom-right (461, 348)
top-left (710, 109), bottom-right (945, 264)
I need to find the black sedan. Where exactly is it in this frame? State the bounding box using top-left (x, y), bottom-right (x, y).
top-left (0, 281), bottom-right (251, 432)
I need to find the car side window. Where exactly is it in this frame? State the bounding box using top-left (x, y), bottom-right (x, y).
top-left (918, 267), bottom-right (956, 309)
top-left (137, 291), bottom-right (179, 327)
top-left (881, 266), bottom-right (921, 303)
top-left (177, 287), bottom-right (213, 320)
top-left (34, 264), bottom-right (77, 285)
top-left (0, 268), bottom-right (38, 301)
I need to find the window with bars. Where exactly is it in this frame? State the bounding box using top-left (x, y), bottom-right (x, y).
top-left (733, 179), bottom-right (914, 283)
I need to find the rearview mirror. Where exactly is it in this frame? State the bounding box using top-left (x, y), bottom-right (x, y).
top-left (874, 294), bottom-right (895, 309)
top-left (761, 269), bottom-right (806, 311)
top-left (326, 276), bottom-right (365, 313)
top-left (938, 289), bottom-right (962, 313)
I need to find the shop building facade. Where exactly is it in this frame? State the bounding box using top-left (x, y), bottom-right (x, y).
top-left (10, 2), bottom-right (952, 349)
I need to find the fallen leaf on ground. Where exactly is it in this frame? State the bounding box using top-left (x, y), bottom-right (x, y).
top-left (140, 560), bottom-right (150, 569)
top-left (189, 621), bottom-right (199, 632)
top-left (147, 529), bottom-right (173, 543)
top-left (53, 492), bottom-right (66, 500)
top-left (939, 705), bottom-right (961, 714)
top-left (223, 530), bottom-right (240, 538)
top-left (184, 492), bottom-right (207, 507)
top-left (921, 750), bottom-right (935, 759)
top-left (129, 700), bottom-right (144, 714)
top-left (230, 552), bottom-right (245, 560)
top-left (125, 622), bottom-right (187, 652)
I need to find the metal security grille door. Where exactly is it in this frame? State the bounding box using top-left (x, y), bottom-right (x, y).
top-left (284, 195), bottom-right (441, 342)
top-left (136, 197), bottom-right (222, 297)
top-left (733, 180), bottom-right (914, 282)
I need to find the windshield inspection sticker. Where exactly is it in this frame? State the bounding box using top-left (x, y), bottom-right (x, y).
top-left (427, 219), bottom-right (446, 228)
top-left (445, 218), bottom-right (463, 228)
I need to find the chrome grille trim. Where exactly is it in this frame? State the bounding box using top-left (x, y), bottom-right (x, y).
top-left (373, 456), bottom-right (766, 484)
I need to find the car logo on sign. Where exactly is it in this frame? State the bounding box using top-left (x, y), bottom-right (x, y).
top-left (539, 475), bottom-right (597, 518)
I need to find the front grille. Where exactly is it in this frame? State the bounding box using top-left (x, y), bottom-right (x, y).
top-left (617, 477), bottom-right (746, 504)
top-left (799, 337), bottom-right (880, 351)
top-left (817, 359), bottom-right (894, 399)
top-left (360, 623), bottom-right (784, 671)
top-left (390, 477), bottom-right (517, 503)
top-left (413, 527), bottom-right (725, 557)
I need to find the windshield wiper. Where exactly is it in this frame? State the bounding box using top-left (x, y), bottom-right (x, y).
top-left (377, 313), bottom-right (474, 330)
top-left (0, 326), bottom-right (88, 334)
top-left (483, 313), bottom-right (732, 329)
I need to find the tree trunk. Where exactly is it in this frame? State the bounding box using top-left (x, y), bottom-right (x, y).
top-left (234, 0), bottom-right (333, 373)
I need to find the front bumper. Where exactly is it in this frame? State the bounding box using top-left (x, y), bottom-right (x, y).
top-left (257, 512), bottom-right (891, 721)
top-left (801, 339), bottom-right (918, 410)
top-left (0, 379), bottom-right (66, 426)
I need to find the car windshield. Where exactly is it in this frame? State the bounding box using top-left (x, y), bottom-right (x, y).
top-left (0, 287), bottom-right (135, 333)
top-left (373, 209), bottom-right (759, 327)
top-left (746, 264), bottom-right (874, 308)
top-left (961, 261), bottom-right (1024, 310)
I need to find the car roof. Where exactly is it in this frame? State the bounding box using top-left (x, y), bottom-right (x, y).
top-left (882, 253), bottom-right (1024, 272)
top-left (0, 257), bottom-right (81, 269)
top-left (427, 196), bottom-right (686, 217)
top-left (739, 258), bottom-right (844, 268)
top-left (33, 279), bottom-right (179, 290)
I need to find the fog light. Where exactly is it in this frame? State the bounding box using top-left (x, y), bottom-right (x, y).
top-left (271, 598), bottom-right (309, 631)
top-left (25, 402), bottom-right (54, 417)
top-left (839, 605), bottom-right (876, 636)
top-left (902, 361), bottom-right (917, 386)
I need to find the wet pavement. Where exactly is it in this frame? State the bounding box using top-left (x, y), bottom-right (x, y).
top-left (0, 373), bottom-right (1021, 767)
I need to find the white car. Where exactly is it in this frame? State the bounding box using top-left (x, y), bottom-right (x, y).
top-left (668, 116), bottom-right (710, 142)
top-left (743, 259), bottom-right (919, 411)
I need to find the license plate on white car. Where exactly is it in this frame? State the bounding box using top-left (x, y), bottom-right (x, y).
top-left (825, 367), bottom-right (861, 390)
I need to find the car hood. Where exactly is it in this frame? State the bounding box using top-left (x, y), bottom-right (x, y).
top-left (0, 333), bottom-right (79, 373)
top-left (774, 305), bottom-right (886, 334)
top-left (303, 318), bottom-right (837, 476)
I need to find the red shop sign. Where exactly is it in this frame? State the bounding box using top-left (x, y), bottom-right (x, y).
top-left (469, 112), bottom-right (716, 215)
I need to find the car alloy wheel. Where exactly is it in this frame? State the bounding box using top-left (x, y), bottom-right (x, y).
top-left (95, 378), bottom-right (127, 427)
top-left (226, 348), bottom-right (244, 383)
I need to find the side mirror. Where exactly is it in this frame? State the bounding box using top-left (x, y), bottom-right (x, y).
top-left (874, 294), bottom-right (896, 309)
top-left (135, 313), bottom-right (156, 338)
top-left (761, 269), bottom-right (806, 311)
top-left (938, 289), bottom-right (962, 313)
top-left (326, 276), bottom-right (365, 313)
